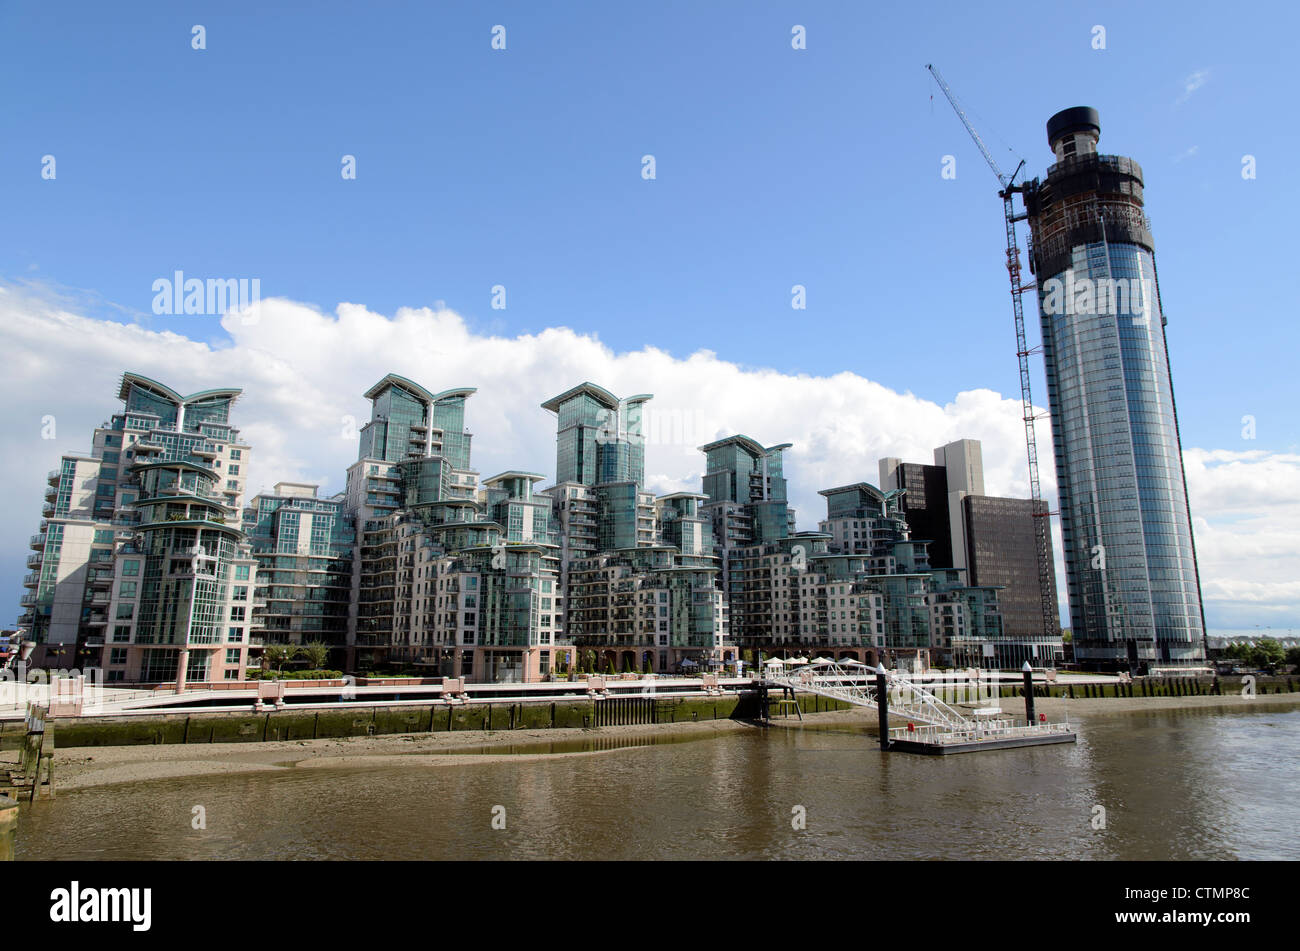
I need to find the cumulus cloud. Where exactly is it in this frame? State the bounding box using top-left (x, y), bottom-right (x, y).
top-left (2, 285), bottom-right (1294, 632)
top-left (1184, 448), bottom-right (1300, 628)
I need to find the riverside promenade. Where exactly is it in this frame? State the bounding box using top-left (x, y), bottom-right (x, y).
top-left (2, 669), bottom-right (1293, 753)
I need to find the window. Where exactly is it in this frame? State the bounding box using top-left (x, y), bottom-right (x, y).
top-left (234, 565), bottom-right (250, 580)
top-left (122, 560), bottom-right (140, 576)
top-left (230, 449), bottom-right (242, 460)
top-left (230, 606), bottom-right (246, 621)
top-left (225, 648), bottom-right (241, 664)
top-left (228, 627), bottom-right (244, 642)
top-left (228, 465), bottom-right (240, 475)
top-left (115, 604), bottom-right (134, 620)
top-left (109, 648), bottom-right (128, 665)
top-left (118, 581), bottom-right (137, 599)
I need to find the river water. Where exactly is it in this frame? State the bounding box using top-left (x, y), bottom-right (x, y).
top-left (15, 705), bottom-right (1300, 860)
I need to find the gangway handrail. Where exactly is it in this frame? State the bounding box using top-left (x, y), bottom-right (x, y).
top-left (765, 662), bottom-right (975, 730)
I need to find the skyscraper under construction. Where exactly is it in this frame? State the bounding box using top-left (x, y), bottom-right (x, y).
top-left (1024, 108), bottom-right (1206, 670)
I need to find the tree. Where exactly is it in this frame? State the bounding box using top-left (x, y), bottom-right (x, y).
top-left (1285, 647), bottom-right (1300, 672)
top-left (301, 642), bottom-right (330, 670)
top-left (1223, 643), bottom-right (1251, 662)
top-left (264, 644), bottom-right (299, 674)
top-left (1252, 637), bottom-right (1284, 669)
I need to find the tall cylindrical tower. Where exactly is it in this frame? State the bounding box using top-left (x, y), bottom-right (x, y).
top-left (1024, 108), bottom-right (1206, 671)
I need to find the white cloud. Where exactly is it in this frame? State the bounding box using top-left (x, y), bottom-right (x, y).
top-left (1184, 448), bottom-right (1300, 627)
top-left (1176, 68), bottom-right (1210, 104)
top-left (2, 285), bottom-right (1294, 632)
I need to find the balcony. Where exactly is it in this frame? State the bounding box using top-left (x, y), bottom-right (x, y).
top-left (22, 572), bottom-right (40, 588)
top-left (47, 468), bottom-right (62, 485)
top-left (30, 533), bottom-right (46, 550)
top-left (27, 553), bottom-right (44, 569)
top-left (44, 485), bottom-right (58, 503)
top-left (19, 592), bottom-right (39, 607)
top-left (42, 502), bottom-right (55, 517)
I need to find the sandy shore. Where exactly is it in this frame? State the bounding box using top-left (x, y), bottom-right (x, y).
top-left (6, 693), bottom-right (1296, 793)
top-left (4, 716), bottom-right (771, 792)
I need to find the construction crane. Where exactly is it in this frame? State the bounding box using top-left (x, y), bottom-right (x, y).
top-left (925, 63), bottom-right (1059, 643)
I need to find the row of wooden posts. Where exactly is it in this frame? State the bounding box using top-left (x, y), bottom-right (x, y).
top-left (5, 704), bottom-right (55, 804)
top-left (1, 703), bottom-right (55, 861)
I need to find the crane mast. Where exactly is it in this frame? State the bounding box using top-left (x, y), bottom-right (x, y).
top-left (925, 64), bottom-right (1059, 644)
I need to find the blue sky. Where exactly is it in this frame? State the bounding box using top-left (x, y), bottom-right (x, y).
top-left (2, 1), bottom-right (1297, 631)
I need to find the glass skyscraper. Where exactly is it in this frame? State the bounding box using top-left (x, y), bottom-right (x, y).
top-left (1025, 107), bottom-right (1206, 670)
top-left (541, 382), bottom-right (650, 488)
top-left (21, 372), bottom-right (257, 684)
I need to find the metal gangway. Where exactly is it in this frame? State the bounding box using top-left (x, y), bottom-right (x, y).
top-left (765, 661), bottom-right (975, 731)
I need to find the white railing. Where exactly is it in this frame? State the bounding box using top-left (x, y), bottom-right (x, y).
top-left (766, 662), bottom-right (973, 730)
top-left (891, 720), bottom-right (1074, 745)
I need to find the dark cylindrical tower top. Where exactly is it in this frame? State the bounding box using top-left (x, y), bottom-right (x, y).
top-left (1047, 107), bottom-right (1100, 149)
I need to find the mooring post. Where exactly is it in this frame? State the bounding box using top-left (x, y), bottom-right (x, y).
top-left (0, 795), bottom-right (18, 861)
top-left (876, 664), bottom-right (890, 751)
top-left (1022, 661), bottom-right (1036, 725)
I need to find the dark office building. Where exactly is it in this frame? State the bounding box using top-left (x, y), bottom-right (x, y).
top-left (963, 495), bottom-right (1060, 642)
top-left (882, 462), bottom-right (951, 569)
